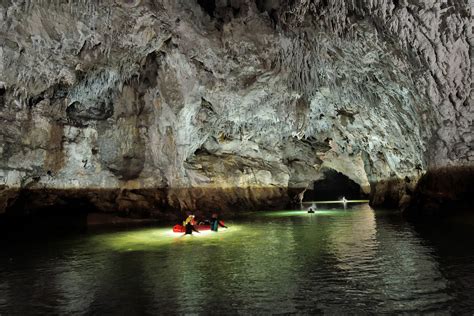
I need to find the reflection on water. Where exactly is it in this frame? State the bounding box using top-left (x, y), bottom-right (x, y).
top-left (1, 205), bottom-right (474, 314)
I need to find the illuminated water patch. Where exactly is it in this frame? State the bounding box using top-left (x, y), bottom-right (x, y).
top-left (257, 209), bottom-right (351, 217)
top-left (92, 225), bottom-right (242, 252)
top-left (302, 200), bottom-right (370, 204)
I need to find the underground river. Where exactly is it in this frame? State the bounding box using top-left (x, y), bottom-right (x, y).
top-left (1, 204), bottom-right (474, 314)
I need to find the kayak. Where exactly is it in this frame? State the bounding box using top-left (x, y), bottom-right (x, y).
top-left (172, 224), bottom-right (209, 233)
top-left (172, 221), bottom-right (225, 233)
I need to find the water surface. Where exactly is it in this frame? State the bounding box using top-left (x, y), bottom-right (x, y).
top-left (1, 205), bottom-right (473, 314)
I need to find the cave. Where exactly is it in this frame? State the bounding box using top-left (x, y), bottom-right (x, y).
top-left (304, 169), bottom-right (367, 201)
top-left (0, 0), bottom-right (472, 313)
top-left (0, 0), bottom-right (469, 217)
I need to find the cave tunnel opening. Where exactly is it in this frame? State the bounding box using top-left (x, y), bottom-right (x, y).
top-left (304, 169), bottom-right (368, 201)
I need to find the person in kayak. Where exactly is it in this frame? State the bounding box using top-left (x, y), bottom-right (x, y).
top-left (183, 214), bottom-right (200, 235)
top-left (210, 213), bottom-right (227, 232)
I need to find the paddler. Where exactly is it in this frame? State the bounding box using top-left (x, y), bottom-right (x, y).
top-left (183, 214), bottom-right (200, 235)
top-left (210, 213), bottom-right (227, 232)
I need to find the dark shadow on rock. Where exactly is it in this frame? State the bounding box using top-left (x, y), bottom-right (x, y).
top-left (405, 166), bottom-right (474, 219)
top-left (0, 191), bottom-right (93, 239)
top-left (369, 176), bottom-right (415, 209)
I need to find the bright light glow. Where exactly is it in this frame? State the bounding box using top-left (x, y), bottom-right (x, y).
top-left (302, 200), bottom-right (369, 204)
top-left (258, 210), bottom-right (347, 217)
top-left (94, 225), bottom-right (239, 252)
top-left (172, 229), bottom-right (215, 237)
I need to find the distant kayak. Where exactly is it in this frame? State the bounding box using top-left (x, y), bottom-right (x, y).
top-left (172, 221), bottom-right (225, 233)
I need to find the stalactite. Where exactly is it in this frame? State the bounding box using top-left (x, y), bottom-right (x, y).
top-left (0, 0), bottom-right (470, 215)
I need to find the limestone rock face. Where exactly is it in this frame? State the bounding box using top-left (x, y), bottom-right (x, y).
top-left (0, 0), bottom-right (471, 216)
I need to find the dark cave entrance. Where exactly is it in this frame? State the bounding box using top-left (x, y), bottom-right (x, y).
top-left (304, 169), bottom-right (367, 201)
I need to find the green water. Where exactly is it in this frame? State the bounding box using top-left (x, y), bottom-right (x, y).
top-left (1, 205), bottom-right (474, 314)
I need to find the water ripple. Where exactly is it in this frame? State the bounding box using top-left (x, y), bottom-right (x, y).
top-left (1, 206), bottom-right (473, 314)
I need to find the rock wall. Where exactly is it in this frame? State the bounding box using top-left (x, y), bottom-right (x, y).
top-left (406, 165), bottom-right (474, 217)
top-left (0, 0), bottom-right (471, 217)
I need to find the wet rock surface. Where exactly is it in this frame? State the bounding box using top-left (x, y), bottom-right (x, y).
top-left (406, 166), bottom-right (474, 217)
top-left (0, 0), bottom-right (471, 218)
